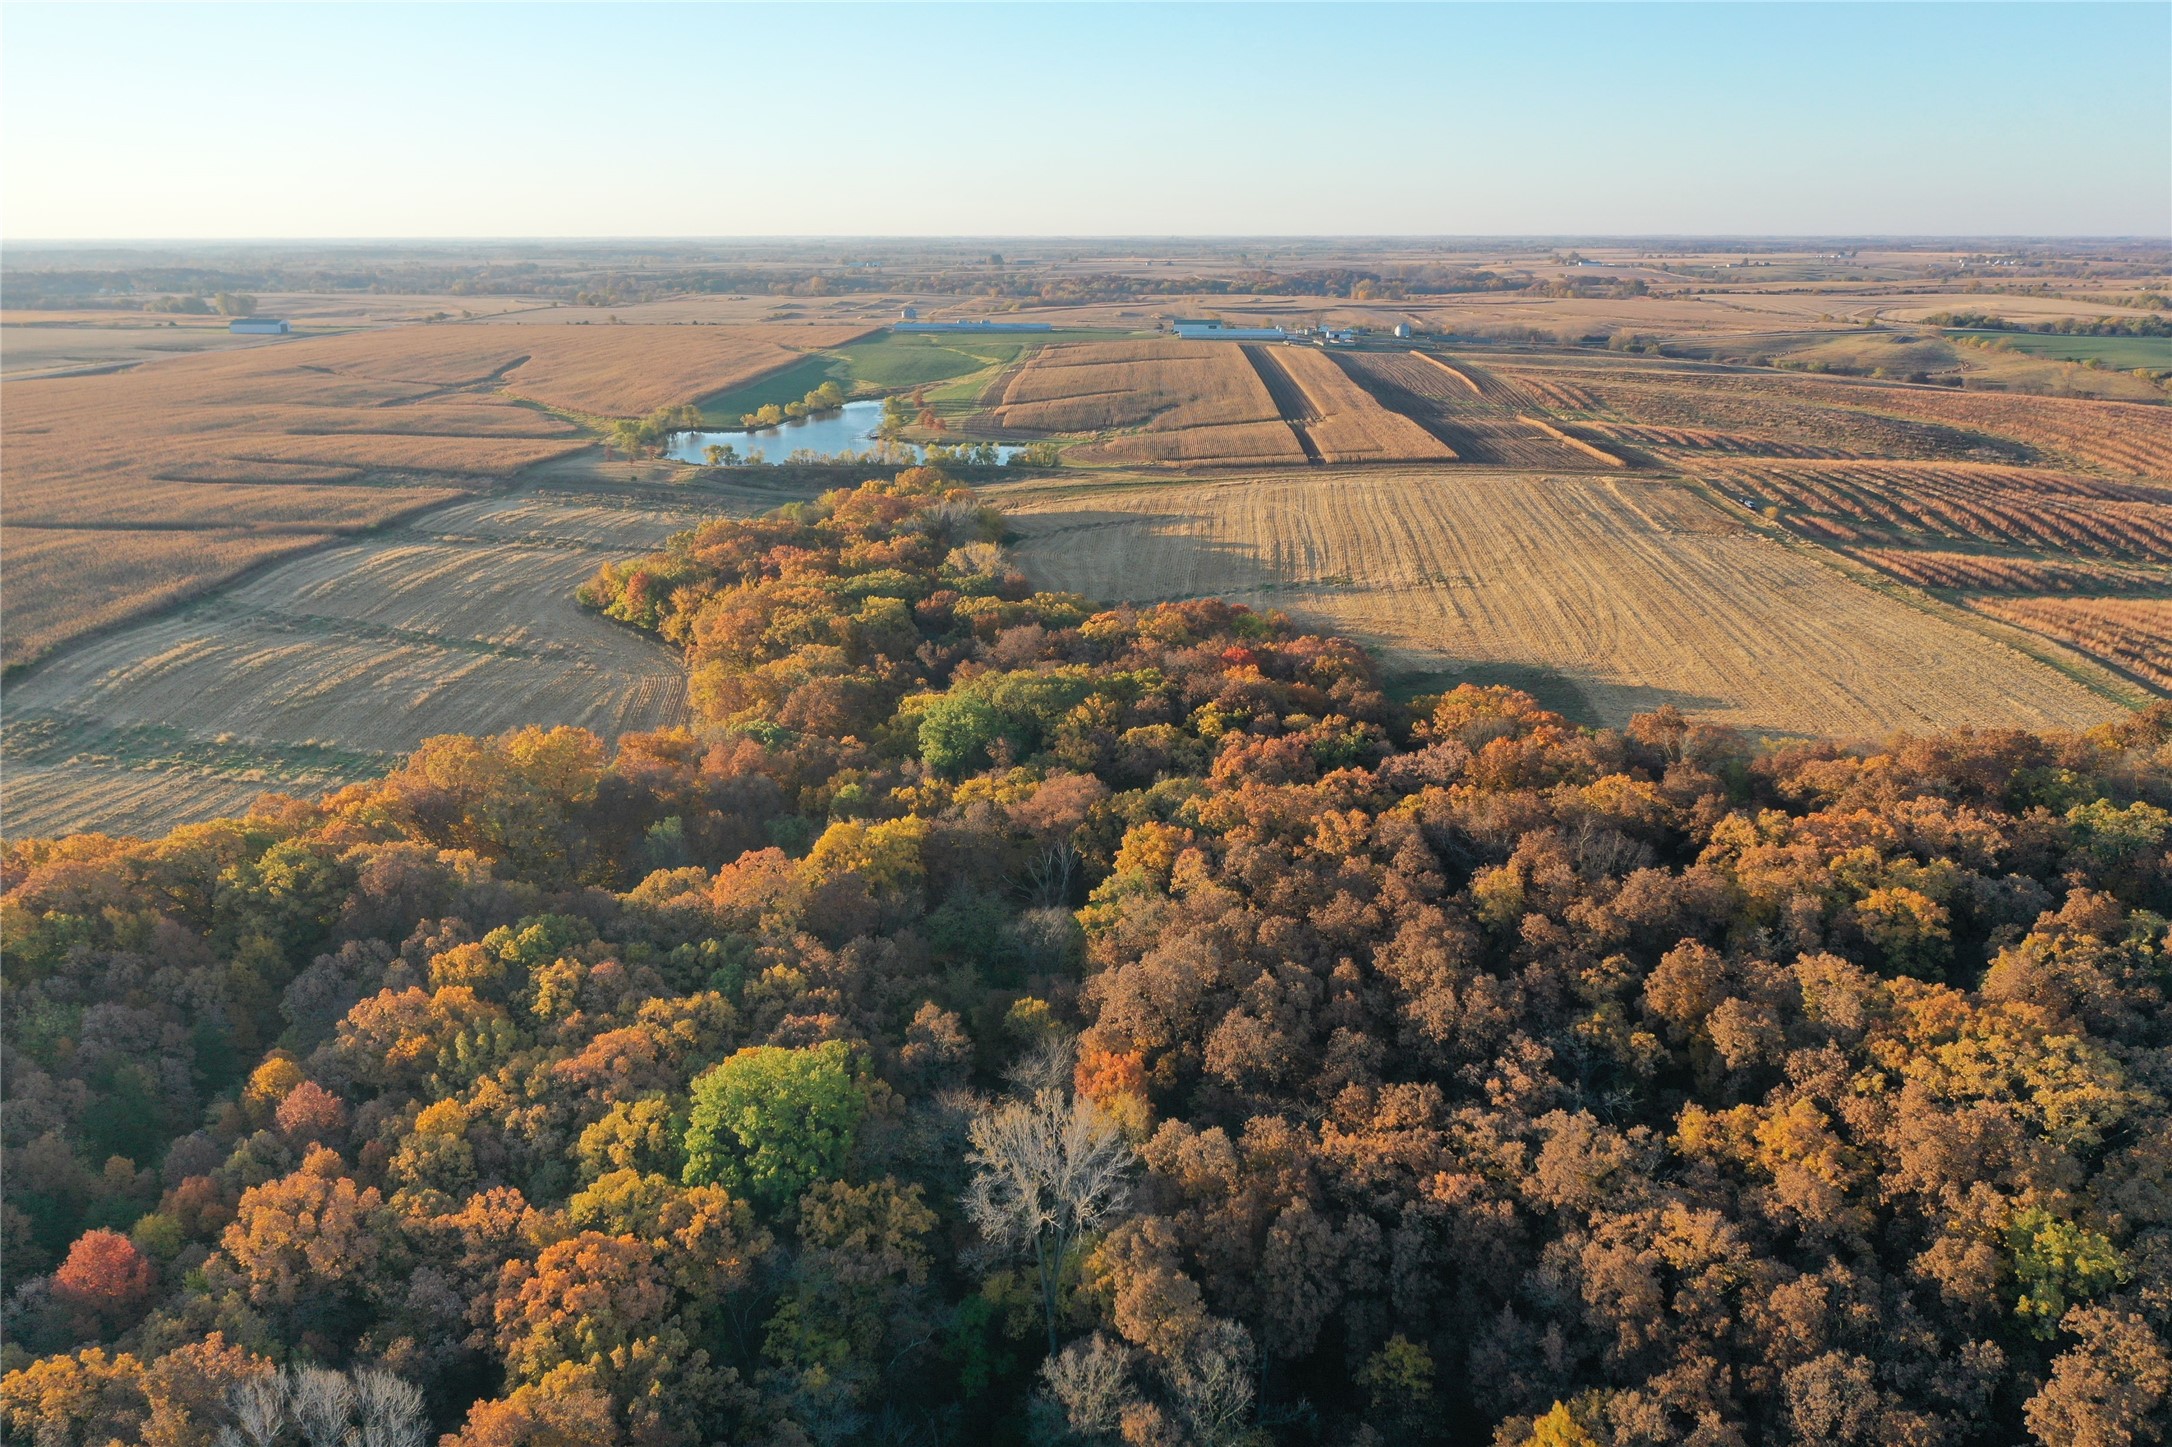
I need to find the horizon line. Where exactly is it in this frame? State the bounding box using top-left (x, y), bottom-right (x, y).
top-left (7, 233), bottom-right (2169, 248)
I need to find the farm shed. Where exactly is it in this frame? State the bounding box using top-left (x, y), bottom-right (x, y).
top-left (1172, 320), bottom-right (1288, 341)
top-left (228, 318), bottom-right (290, 334)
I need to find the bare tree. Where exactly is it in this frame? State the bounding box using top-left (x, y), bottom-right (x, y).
top-left (291, 1365), bottom-right (357, 1447)
top-left (222, 1365), bottom-right (427, 1447)
top-left (352, 1368), bottom-right (431, 1447)
top-left (223, 1372), bottom-right (289, 1447)
top-left (1165, 1319), bottom-right (1257, 1447)
top-left (1040, 1332), bottom-right (1140, 1442)
top-left (964, 1064), bottom-right (1137, 1353)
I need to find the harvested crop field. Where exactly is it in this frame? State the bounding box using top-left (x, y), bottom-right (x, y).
top-left (1, 525), bottom-right (345, 674)
top-left (1333, 351), bottom-right (1628, 468)
top-left (1847, 547), bottom-right (2172, 596)
top-left (1966, 596), bottom-right (2172, 692)
top-left (1698, 460), bottom-right (2172, 561)
top-left (0, 480), bottom-right (738, 838)
top-left (993, 340), bottom-right (1281, 432)
top-left (1, 321), bottom-right (864, 665)
top-left (305, 321), bottom-right (877, 416)
top-left (1484, 360), bottom-right (2021, 462)
top-left (1847, 385), bottom-right (2172, 481)
top-left (992, 470), bottom-right (2126, 736)
top-left (1245, 346), bottom-right (1455, 463)
top-left (1, 320), bottom-right (268, 377)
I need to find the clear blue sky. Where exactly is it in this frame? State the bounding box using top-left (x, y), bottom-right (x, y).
top-left (4, 2), bottom-right (2165, 239)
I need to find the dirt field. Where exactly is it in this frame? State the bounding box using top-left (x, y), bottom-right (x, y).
top-left (0, 478), bottom-right (727, 838)
top-left (991, 470), bottom-right (2128, 737)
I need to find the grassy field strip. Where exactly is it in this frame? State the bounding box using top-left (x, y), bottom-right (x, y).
top-left (993, 468), bottom-right (2124, 737)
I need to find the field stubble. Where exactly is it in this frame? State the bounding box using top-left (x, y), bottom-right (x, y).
top-left (1, 322), bottom-right (864, 666)
top-left (992, 469), bottom-right (2125, 737)
top-left (0, 482), bottom-right (737, 838)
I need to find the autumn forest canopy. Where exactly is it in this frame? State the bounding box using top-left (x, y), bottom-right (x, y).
top-left (4, 472), bottom-right (2171, 1447)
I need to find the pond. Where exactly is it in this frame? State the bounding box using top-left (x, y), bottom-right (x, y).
top-left (667, 398), bottom-right (1026, 466)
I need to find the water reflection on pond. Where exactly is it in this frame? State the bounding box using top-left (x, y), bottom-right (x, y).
top-left (667, 399), bottom-right (1023, 465)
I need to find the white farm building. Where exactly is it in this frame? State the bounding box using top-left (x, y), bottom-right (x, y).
top-left (229, 318), bottom-right (290, 335)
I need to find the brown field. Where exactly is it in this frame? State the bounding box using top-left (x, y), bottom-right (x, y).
top-left (1333, 351), bottom-right (1629, 468)
top-left (1847, 547), bottom-right (2172, 596)
top-left (992, 339), bottom-right (1286, 432)
top-left (296, 322), bottom-right (876, 415)
top-left (1967, 597), bottom-right (2172, 691)
top-left (1246, 346), bottom-right (1456, 462)
top-left (1579, 420), bottom-right (1853, 459)
top-left (1499, 362), bottom-right (2015, 461)
top-left (1073, 421), bottom-right (1310, 468)
top-left (1, 526), bottom-right (342, 672)
top-left (1844, 385), bottom-right (2172, 480)
top-left (991, 470), bottom-right (2127, 736)
top-left (1516, 413), bottom-right (1625, 467)
top-left (0, 321), bottom-right (271, 377)
top-left (1491, 355), bottom-right (2172, 478)
top-left (1695, 460), bottom-right (2172, 561)
top-left (0, 321), bottom-right (862, 666)
top-left (0, 478), bottom-right (738, 838)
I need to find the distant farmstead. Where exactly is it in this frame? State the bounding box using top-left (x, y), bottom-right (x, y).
top-left (229, 318), bottom-right (290, 335)
top-left (1171, 318), bottom-right (1288, 341)
top-left (894, 318), bottom-right (1051, 333)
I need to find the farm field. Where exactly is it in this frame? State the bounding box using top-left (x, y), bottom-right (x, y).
top-left (0, 474), bottom-right (785, 838)
top-left (8, 277), bottom-right (2169, 832)
top-left (976, 337), bottom-right (1467, 466)
top-left (0, 319), bottom-right (272, 376)
top-left (1947, 329), bottom-right (2172, 371)
top-left (1335, 350), bottom-right (1625, 467)
top-left (991, 469), bottom-right (2129, 736)
top-left (1964, 596), bottom-right (2172, 691)
top-left (0, 320), bottom-right (866, 667)
top-left (990, 339), bottom-right (1309, 465)
top-left (695, 329), bottom-right (1134, 423)
top-left (1244, 345), bottom-right (1456, 462)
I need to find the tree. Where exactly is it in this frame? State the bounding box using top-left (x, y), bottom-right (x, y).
top-left (220, 1365), bottom-right (429, 1447)
top-left (51, 1228), bottom-right (156, 1326)
top-left (218, 1146), bottom-right (396, 1317)
top-left (1038, 1334), bottom-right (1139, 1443)
top-left (682, 1041), bottom-right (868, 1212)
top-left (964, 1070), bottom-right (1137, 1352)
top-left (2024, 1306), bottom-right (2172, 1447)
top-left (2008, 1207), bottom-right (2128, 1337)
top-left (494, 1232), bottom-right (673, 1389)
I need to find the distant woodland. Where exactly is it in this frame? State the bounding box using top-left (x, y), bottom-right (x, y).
top-left (4, 473), bottom-right (2169, 1446)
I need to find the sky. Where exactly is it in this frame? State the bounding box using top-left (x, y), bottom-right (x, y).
top-left (3, 2), bottom-right (2166, 240)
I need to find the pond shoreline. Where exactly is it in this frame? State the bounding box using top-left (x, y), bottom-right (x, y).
top-left (667, 397), bottom-right (1026, 466)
